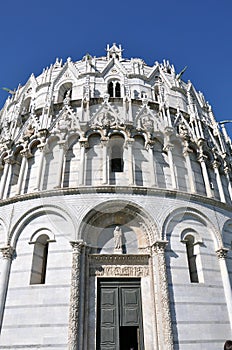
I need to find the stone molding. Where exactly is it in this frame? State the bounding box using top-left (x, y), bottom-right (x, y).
top-left (0, 185), bottom-right (232, 212)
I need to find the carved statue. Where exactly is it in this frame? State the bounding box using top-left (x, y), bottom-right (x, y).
top-left (63, 90), bottom-right (71, 106)
top-left (23, 124), bottom-right (35, 139)
top-left (113, 226), bottom-right (122, 251)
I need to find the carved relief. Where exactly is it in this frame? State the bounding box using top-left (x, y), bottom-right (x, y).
top-left (152, 241), bottom-right (174, 350)
top-left (90, 265), bottom-right (149, 277)
top-left (89, 254), bottom-right (150, 277)
top-left (90, 94), bottom-right (123, 128)
top-left (68, 241), bottom-right (85, 350)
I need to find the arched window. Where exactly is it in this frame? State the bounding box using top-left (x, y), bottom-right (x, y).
top-left (115, 82), bottom-right (121, 97)
top-left (154, 85), bottom-right (159, 102)
top-left (108, 82), bottom-right (114, 97)
top-left (108, 81), bottom-right (121, 98)
top-left (185, 234), bottom-right (199, 283)
top-left (110, 135), bottom-right (124, 173)
top-left (111, 144), bottom-right (123, 172)
top-left (30, 234), bottom-right (49, 285)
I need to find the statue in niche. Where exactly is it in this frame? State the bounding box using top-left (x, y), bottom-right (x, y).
top-left (113, 226), bottom-right (123, 253)
top-left (63, 90), bottom-right (71, 106)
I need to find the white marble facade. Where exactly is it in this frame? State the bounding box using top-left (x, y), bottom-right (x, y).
top-left (0, 44), bottom-right (231, 349)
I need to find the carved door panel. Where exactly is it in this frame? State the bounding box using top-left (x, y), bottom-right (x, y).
top-left (97, 279), bottom-right (144, 350)
top-left (98, 287), bottom-right (119, 350)
top-left (120, 287), bottom-right (141, 326)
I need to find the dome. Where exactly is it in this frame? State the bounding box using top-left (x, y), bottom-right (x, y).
top-left (0, 44), bottom-right (231, 349)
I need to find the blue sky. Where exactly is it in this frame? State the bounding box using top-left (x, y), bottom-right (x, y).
top-left (0, 0), bottom-right (232, 130)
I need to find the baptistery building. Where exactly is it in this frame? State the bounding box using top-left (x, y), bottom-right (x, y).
top-left (0, 44), bottom-right (232, 349)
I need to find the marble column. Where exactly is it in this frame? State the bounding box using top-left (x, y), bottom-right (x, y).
top-left (147, 143), bottom-right (157, 187)
top-left (79, 139), bottom-right (88, 186)
top-left (0, 157), bottom-right (14, 199)
top-left (16, 149), bottom-right (32, 195)
top-left (0, 246), bottom-right (15, 333)
top-left (198, 155), bottom-right (212, 198)
top-left (152, 240), bottom-right (174, 350)
top-left (212, 161), bottom-right (226, 203)
top-left (126, 138), bottom-right (134, 186)
top-left (165, 144), bottom-right (177, 190)
top-left (68, 240), bottom-right (85, 350)
top-left (101, 137), bottom-right (109, 185)
top-left (183, 145), bottom-right (196, 193)
top-left (34, 144), bottom-right (47, 191)
top-left (55, 141), bottom-right (67, 188)
top-left (216, 248), bottom-right (232, 330)
top-left (165, 105), bottom-right (172, 127)
top-left (224, 167), bottom-right (232, 202)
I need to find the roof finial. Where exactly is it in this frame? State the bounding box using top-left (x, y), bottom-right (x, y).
top-left (106, 43), bottom-right (123, 61)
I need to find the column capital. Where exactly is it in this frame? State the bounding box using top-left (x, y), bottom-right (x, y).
top-left (164, 126), bottom-right (174, 136)
top-left (163, 144), bottom-right (174, 153)
top-left (212, 160), bottom-right (220, 170)
top-left (38, 129), bottom-right (49, 143)
top-left (70, 240), bottom-right (85, 253)
top-left (197, 154), bottom-right (207, 163)
top-left (224, 166), bottom-right (230, 175)
top-left (100, 136), bottom-right (109, 146)
top-left (4, 156), bottom-right (15, 165)
top-left (38, 143), bottom-right (49, 154)
top-left (57, 140), bottom-right (68, 151)
top-left (216, 247), bottom-right (229, 259)
top-left (0, 246), bottom-right (15, 260)
top-left (151, 240), bottom-right (169, 254)
top-left (79, 138), bottom-right (89, 148)
top-left (20, 148), bottom-right (33, 158)
top-left (125, 138), bottom-right (134, 146)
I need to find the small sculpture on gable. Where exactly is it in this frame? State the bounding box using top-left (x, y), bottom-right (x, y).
top-left (23, 124), bottom-right (35, 140)
top-left (178, 121), bottom-right (189, 139)
top-left (63, 90), bottom-right (71, 106)
top-left (141, 115), bottom-right (154, 132)
top-left (57, 115), bottom-right (71, 132)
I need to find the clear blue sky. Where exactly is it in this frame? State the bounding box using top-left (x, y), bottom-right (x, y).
top-left (0, 0), bottom-right (232, 129)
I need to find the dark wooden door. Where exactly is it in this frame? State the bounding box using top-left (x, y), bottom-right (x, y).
top-left (97, 279), bottom-right (144, 350)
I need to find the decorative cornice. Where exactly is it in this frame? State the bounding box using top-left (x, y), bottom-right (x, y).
top-left (0, 186), bottom-right (232, 213)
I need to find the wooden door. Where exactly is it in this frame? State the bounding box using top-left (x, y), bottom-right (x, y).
top-left (97, 279), bottom-right (144, 350)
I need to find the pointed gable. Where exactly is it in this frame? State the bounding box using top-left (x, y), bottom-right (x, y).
top-left (101, 58), bottom-right (128, 79)
top-left (53, 58), bottom-right (80, 89)
top-left (89, 94), bottom-right (123, 128)
top-left (135, 98), bottom-right (163, 133)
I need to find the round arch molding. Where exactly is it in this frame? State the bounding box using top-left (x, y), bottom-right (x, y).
top-left (9, 204), bottom-right (76, 248)
top-left (79, 200), bottom-right (159, 252)
top-left (162, 206), bottom-right (223, 249)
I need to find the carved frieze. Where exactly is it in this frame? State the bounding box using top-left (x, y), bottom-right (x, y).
top-left (89, 254), bottom-right (150, 277)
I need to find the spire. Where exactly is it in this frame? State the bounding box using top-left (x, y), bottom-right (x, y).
top-left (106, 43), bottom-right (123, 60)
